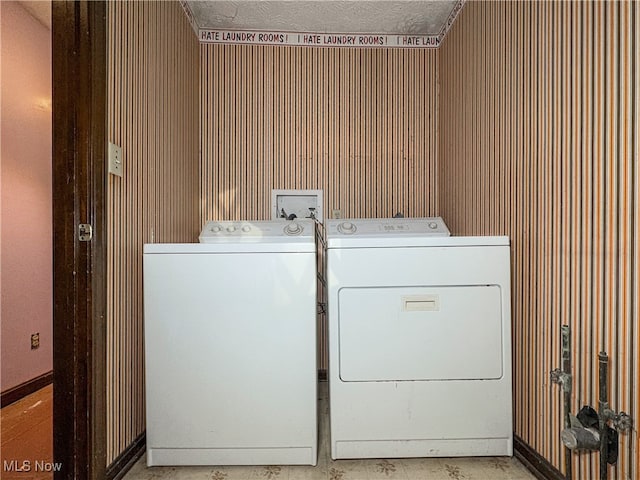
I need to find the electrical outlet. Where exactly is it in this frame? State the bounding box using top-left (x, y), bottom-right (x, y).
top-left (108, 142), bottom-right (123, 177)
top-left (332, 209), bottom-right (342, 219)
top-left (31, 333), bottom-right (40, 350)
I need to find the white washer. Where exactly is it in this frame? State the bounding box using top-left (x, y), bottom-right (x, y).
top-left (327, 217), bottom-right (512, 459)
top-left (144, 220), bottom-right (317, 466)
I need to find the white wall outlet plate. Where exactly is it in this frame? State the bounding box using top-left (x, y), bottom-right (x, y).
top-left (108, 142), bottom-right (123, 177)
top-left (271, 189), bottom-right (323, 223)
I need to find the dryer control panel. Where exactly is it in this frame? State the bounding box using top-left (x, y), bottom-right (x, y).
top-left (327, 217), bottom-right (450, 237)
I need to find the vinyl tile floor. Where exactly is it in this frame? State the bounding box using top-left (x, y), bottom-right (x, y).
top-left (124, 383), bottom-right (536, 480)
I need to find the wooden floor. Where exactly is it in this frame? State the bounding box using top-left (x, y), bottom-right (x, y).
top-left (1, 384), bottom-right (53, 480)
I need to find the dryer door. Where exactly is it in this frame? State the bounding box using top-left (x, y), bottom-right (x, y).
top-left (338, 285), bottom-right (503, 382)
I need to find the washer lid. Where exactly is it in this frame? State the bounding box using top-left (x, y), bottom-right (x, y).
top-left (145, 220), bottom-right (316, 254)
top-left (327, 217), bottom-right (453, 248)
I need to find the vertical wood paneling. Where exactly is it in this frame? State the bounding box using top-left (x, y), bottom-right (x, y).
top-left (200, 45), bottom-right (439, 221)
top-left (106, 0), bottom-right (199, 465)
top-left (200, 44), bottom-right (439, 369)
top-left (439, 1), bottom-right (639, 478)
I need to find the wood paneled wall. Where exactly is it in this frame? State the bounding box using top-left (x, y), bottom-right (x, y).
top-left (439, 1), bottom-right (639, 478)
top-left (200, 45), bottom-right (439, 222)
top-left (106, 0), bottom-right (199, 465)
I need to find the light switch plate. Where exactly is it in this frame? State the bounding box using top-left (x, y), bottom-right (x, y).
top-left (108, 142), bottom-right (123, 177)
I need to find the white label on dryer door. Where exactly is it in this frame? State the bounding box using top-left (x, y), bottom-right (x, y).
top-left (338, 285), bottom-right (503, 382)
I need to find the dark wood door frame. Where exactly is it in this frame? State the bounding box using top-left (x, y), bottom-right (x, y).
top-left (52, 1), bottom-right (107, 479)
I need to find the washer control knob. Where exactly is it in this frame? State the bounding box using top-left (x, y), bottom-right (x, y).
top-left (338, 221), bottom-right (357, 234)
top-left (284, 223), bottom-right (304, 235)
top-left (210, 225), bottom-right (222, 233)
top-left (428, 222), bottom-right (438, 229)
top-left (226, 225), bottom-right (237, 233)
top-left (241, 225), bottom-right (251, 233)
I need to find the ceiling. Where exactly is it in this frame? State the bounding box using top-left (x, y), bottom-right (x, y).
top-left (15, 1), bottom-right (461, 41)
top-left (185, 1), bottom-right (460, 36)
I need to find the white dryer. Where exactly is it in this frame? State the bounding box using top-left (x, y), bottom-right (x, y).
top-left (327, 217), bottom-right (512, 459)
top-left (144, 220), bottom-right (317, 466)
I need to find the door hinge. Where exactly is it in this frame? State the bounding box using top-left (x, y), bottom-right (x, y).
top-left (78, 223), bottom-right (93, 242)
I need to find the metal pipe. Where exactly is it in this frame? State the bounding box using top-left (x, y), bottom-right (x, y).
top-left (598, 352), bottom-right (609, 480)
top-left (561, 326), bottom-right (572, 480)
top-left (561, 427), bottom-right (600, 450)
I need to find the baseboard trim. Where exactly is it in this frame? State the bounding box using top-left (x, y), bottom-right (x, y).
top-left (514, 435), bottom-right (566, 480)
top-left (106, 432), bottom-right (146, 480)
top-left (1, 370), bottom-right (53, 408)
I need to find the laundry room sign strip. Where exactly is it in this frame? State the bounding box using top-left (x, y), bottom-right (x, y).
top-left (198, 30), bottom-right (442, 48)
